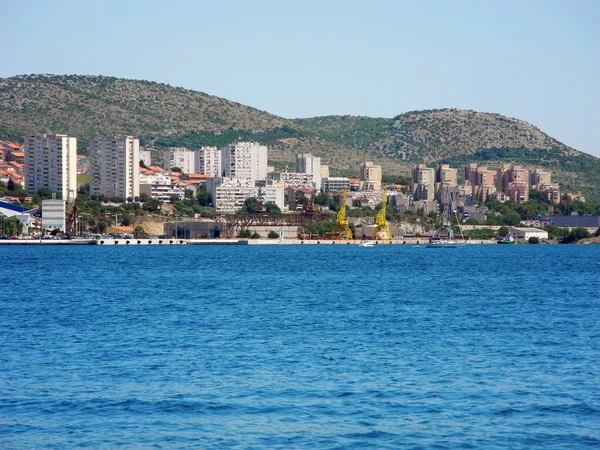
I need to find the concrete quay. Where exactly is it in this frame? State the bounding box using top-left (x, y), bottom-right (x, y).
top-left (0, 238), bottom-right (498, 246)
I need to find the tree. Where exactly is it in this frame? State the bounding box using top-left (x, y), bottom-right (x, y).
top-left (197, 187), bottom-right (212, 207)
top-left (264, 201), bottom-right (281, 215)
top-left (7, 179), bottom-right (15, 191)
top-left (139, 159), bottom-right (148, 169)
top-left (134, 225), bottom-right (145, 237)
top-left (171, 167), bottom-right (182, 173)
top-left (120, 214), bottom-right (133, 226)
top-left (237, 229), bottom-right (252, 238)
top-left (497, 226), bottom-right (509, 237)
top-left (562, 227), bottom-right (591, 244)
top-left (268, 231), bottom-right (279, 239)
top-left (543, 225), bottom-right (568, 240)
top-left (143, 198), bottom-right (161, 212)
top-left (37, 188), bottom-right (55, 199)
top-left (528, 237), bottom-right (540, 244)
top-left (238, 197), bottom-right (262, 214)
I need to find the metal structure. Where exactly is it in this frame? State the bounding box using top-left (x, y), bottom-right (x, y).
top-left (373, 186), bottom-right (392, 240)
top-left (65, 204), bottom-right (77, 235)
top-left (331, 186), bottom-right (352, 240)
top-left (214, 211), bottom-right (331, 239)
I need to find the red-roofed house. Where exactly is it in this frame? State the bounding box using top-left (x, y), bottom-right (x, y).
top-left (6, 151), bottom-right (24, 164)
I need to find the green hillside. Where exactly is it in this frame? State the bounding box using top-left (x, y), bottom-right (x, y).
top-left (1, 74), bottom-right (599, 199)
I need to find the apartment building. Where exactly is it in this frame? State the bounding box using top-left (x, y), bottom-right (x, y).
top-left (267, 172), bottom-right (314, 189)
top-left (163, 147), bottom-right (195, 174)
top-left (412, 164), bottom-right (435, 201)
top-left (296, 153), bottom-right (322, 190)
top-left (206, 177), bottom-right (284, 212)
top-left (359, 161), bottom-right (382, 191)
top-left (435, 164), bottom-right (457, 192)
top-left (194, 146), bottom-right (221, 177)
top-left (497, 164), bottom-right (529, 203)
top-left (221, 142), bottom-right (267, 184)
top-left (463, 163), bottom-right (496, 202)
top-left (323, 177), bottom-right (350, 193)
top-left (139, 171), bottom-right (184, 202)
top-left (24, 134), bottom-right (77, 201)
top-left (90, 136), bottom-right (139, 200)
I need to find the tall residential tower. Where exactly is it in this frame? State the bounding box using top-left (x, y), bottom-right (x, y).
top-left (221, 142), bottom-right (267, 185)
top-left (24, 134), bottom-right (77, 201)
top-left (296, 153), bottom-right (322, 191)
top-left (195, 146), bottom-right (221, 177)
top-left (90, 136), bottom-right (140, 200)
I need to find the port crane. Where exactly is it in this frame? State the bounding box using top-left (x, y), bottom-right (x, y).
top-left (331, 186), bottom-right (352, 240)
top-left (373, 186), bottom-right (392, 240)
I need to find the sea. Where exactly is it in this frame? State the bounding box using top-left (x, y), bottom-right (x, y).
top-left (1, 244), bottom-right (599, 449)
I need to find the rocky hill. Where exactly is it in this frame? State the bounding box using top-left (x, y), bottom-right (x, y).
top-left (1, 74), bottom-right (599, 198)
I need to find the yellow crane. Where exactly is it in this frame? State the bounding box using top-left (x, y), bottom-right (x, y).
top-left (331, 186), bottom-right (353, 240)
top-left (373, 186), bottom-right (392, 240)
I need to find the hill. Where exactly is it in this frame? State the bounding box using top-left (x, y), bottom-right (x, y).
top-left (1, 74), bottom-right (599, 199)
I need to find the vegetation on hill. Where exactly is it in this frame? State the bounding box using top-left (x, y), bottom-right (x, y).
top-left (2, 74), bottom-right (600, 198)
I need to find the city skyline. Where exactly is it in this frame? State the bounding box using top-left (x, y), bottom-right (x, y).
top-left (1, 0), bottom-right (598, 158)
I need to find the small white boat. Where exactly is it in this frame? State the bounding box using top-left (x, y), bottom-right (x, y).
top-left (359, 241), bottom-right (376, 247)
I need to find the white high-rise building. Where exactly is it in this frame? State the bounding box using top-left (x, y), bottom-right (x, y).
top-left (221, 142), bottom-right (267, 184)
top-left (194, 146), bottom-right (221, 177)
top-left (90, 136), bottom-right (140, 200)
top-left (24, 134), bottom-right (77, 201)
top-left (163, 147), bottom-right (195, 174)
top-left (296, 153), bottom-right (322, 191)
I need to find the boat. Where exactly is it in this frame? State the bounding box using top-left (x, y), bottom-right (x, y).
top-left (426, 187), bottom-right (466, 248)
top-left (497, 235), bottom-right (515, 244)
top-left (359, 241), bottom-right (376, 247)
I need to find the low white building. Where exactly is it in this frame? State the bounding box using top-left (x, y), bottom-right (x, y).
top-left (42, 199), bottom-right (66, 232)
top-left (139, 172), bottom-right (184, 202)
top-left (207, 177), bottom-right (284, 213)
top-left (509, 227), bottom-right (548, 240)
top-left (323, 177), bottom-right (350, 193)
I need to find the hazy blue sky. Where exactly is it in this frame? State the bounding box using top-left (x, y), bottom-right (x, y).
top-left (3, 0), bottom-right (599, 157)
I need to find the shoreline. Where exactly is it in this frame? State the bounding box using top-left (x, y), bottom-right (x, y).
top-left (1, 238), bottom-right (502, 246)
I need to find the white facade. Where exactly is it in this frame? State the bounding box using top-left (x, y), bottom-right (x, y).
top-left (221, 142), bottom-right (267, 184)
top-left (296, 153), bottom-right (322, 190)
top-left (194, 146), bottom-right (221, 177)
top-left (163, 147), bottom-right (195, 174)
top-left (139, 150), bottom-right (152, 167)
top-left (139, 172), bottom-right (184, 202)
top-left (42, 199), bottom-right (66, 232)
top-left (24, 134), bottom-right (77, 201)
top-left (90, 136), bottom-right (140, 200)
top-left (323, 177), bottom-right (350, 193)
top-left (509, 227), bottom-right (549, 240)
top-left (207, 177), bottom-right (284, 212)
top-left (267, 172), bottom-right (314, 189)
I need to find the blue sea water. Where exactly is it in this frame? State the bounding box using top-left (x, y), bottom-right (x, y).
top-left (1, 244), bottom-right (599, 449)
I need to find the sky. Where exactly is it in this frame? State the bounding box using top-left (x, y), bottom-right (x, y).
top-left (2, 0), bottom-right (599, 157)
